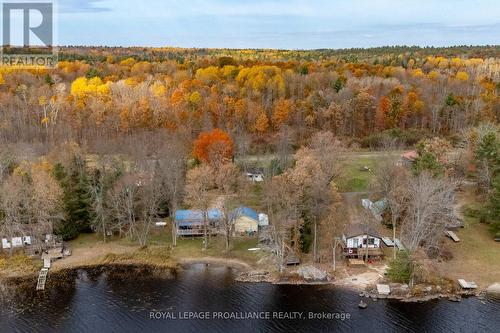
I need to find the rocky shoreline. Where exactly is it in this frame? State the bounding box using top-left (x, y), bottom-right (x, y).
top-left (1, 260), bottom-right (498, 304)
top-left (235, 268), bottom-right (499, 303)
top-left (361, 284), bottom-right (481, 303)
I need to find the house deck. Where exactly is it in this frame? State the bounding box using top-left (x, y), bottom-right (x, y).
top-left (344, 247), bottom-right (384, 259)
top-left (177, 227), bottom-right (219, 237)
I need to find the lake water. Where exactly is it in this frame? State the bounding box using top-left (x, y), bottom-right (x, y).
top-left (1, 264), bottom-right (499, 333)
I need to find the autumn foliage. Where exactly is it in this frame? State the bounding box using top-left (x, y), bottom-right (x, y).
top-left (193, 129), bottom-right (234, 165)
top-left (0, 46), bottom-right (498, 149)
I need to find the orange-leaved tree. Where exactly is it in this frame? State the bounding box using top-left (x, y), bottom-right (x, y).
top-left (193, 128), bottom-right (234, 165)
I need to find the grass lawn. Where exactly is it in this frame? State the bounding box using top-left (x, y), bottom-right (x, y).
top-left (0, 253), bottom-right (42, 276)
top-left (66, 232), bottom-right (111, 248)
top-left (171, 236), bottom-right (261, 264)
top-left (58, 228), bottom-right (263, 269)
top-left (336, 156), bottom-right (382, 192)
top-left (236, 151), bottom-right (406, 193)
top-left (238, 183), bottom-right (265, 211)
top-left (72, 227), bottom-right (262, 264)
top-left (436, 214), bottom-right (500, 287)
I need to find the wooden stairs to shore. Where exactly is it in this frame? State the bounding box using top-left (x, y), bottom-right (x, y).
top-left (36, 268), bottom-right (49, 291)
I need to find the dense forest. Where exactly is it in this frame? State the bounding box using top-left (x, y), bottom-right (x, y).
top-left (0, 45), bottom-right (498, 152)
top-left (0, 46), bottom-right (499, 254)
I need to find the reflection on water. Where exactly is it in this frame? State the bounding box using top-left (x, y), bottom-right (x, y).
top-left (1, 264), bottom-right (499, 333)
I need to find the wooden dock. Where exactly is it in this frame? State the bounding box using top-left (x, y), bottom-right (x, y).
top-left (377, 284), bottom-right (391, 295)
top-left (36, 268), bottom-right (49, 291)
top-left (445, 230), bottom-right (460, 242)
top-left (458, 279), bottom-right (478, 289)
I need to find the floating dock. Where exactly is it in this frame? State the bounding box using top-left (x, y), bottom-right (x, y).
top-left (376, 284), bottom-right (391, 295)
top-left (36, 268), bottom-right (49, 291)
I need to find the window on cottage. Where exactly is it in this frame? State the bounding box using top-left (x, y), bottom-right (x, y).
top-left (362, 238), bottom-right (375, 245)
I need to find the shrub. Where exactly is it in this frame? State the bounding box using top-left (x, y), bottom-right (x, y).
top-left (387, 251), bottom-right (412, 283)
top-left (360, 128), bottom-right (430, 148)
top-left (439, 248), bottom-right (454, 261)
top-left (463, 205), bottom-right (482, 218)
top-left (412, 286), bottom-right (423, 296)
top-left (0, 253), bottom-right (40, 273)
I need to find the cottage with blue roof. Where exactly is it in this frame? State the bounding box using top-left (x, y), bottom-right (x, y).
top-left (231, 206), bottom-right (259, 235)
top-left (175, 209), bottom-right (222, 236)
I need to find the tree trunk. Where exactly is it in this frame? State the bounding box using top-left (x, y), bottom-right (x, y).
top-left (203, 210), bottom-right (208, 250)
top-left (171, 206), bottom-right (177, 247)
top-left (365, 233), bottom-right (369, 262)
top-left (225, 219), bottom-right (230, 250)
top-left (280, 240), bottom-right (285, 273)
top-left (393, 220), bottom-right (397, 259)
top-left (332, 244), bottom-right (336, 271)
top-left (313, 220), bottom-right (317, 263)
top-left (172, 218), bottom-right (177, 247)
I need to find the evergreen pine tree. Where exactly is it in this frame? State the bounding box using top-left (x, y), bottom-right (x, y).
top-left (476, 132), bottom-right (500, 238)
top-left (53, 156), bottom-right (93, 240)
top-left (333, 77), bottom-right (343, 93)
top-left (487, 178), bottom-right (500, 238)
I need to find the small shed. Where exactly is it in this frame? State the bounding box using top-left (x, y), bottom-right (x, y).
top-left (258, 213), bottom-right (269, 227)
top-left (372, 199), bottom-right (387, 216)
top-left (245, 167), bottom-right (264, 182)
top-left (231, 206), bottom-right (259, 235)
top-left (361, 198), bottom-right (372, 210)
top-left (361, 198), bottom-right (387, 222)
top-left (2, 235), bottom-right (33, 249)
top-left (1, 223), bottom-right (56, 255)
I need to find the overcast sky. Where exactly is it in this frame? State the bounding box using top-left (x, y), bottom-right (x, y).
top-left (56, 0), bottom-right (500, 49)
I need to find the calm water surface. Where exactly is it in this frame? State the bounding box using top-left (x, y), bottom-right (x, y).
top-left (0, 264), bottom-right (499, 333)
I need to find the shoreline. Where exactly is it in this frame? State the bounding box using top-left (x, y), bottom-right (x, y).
top-left (0, 254), bottom-right (496, 304)
top-left (176, 256), bottom-right (253, 271)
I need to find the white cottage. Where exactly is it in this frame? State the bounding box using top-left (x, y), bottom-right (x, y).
top-left (343, 223), bottom-right (383, 259)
